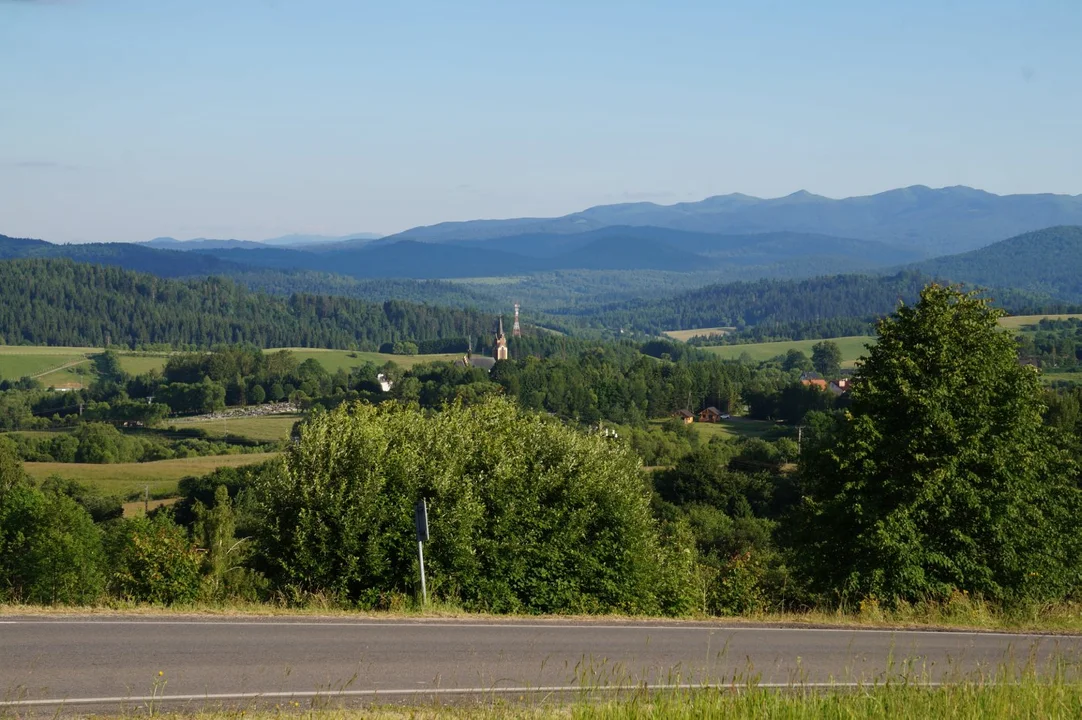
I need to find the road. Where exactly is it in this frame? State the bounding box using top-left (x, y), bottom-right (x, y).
top-left (2, 617), bottom-right (1080, 711)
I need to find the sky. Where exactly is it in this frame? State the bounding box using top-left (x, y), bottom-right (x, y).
top-left (1, 0), bottom-right (1080, 243)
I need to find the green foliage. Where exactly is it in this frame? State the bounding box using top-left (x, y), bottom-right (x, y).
top-left (40, 475), bottom-right (123, 522)
top-left (252, 398), bottom-right (696, 614)
top-left (811, 340), bottom-right (842, 378)
top-left (795, 284), bottom-right (1082, 605)
top-left (0, 479), bottom-right (105, 604)
top-left (248, 384), bottom-right (266, 405)
top-left (107, 513), bottom-right (204, 604)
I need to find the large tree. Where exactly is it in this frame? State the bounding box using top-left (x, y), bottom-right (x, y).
top-left (794, 284), bottom-right (1081, 604)
top-left (811, 340), bottom-right (843, 378)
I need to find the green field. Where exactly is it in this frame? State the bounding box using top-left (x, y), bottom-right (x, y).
top-left (22, 452), bottom-right (280, 498)
top-left (171, 413), bottom-right (303, 442)
top-left (998, 313), bottom-right (1082, 331)
top-left (0, 345), bottom-right (462, 387)
top-left (687, 315), bottom-right (1082, 372)
top-left (692, 418), bottom-right (784, 441)
top-left (702, 336), bottom-right (875, 368)
top-left (663, 326), bottom-right (735, 342)
top-left (650, 417), bottom-right (781, 441)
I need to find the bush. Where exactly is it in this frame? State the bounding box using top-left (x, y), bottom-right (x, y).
top-left (0, 481), bottom-right (105, 604)
top-left (252, 398), bottom-right (698, 614)
top-left (107, 513), bottom-right (203, 604)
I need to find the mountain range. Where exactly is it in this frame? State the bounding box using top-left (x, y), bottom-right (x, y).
top-left (143, 232), bottom-right (382, 250)
top-left (382, 185), bottom-right (1082, 256)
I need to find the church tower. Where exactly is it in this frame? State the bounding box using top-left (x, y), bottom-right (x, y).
top-left (512, 304), bottom-right (522, 337)
top-left (494, 317), bottom-right (508, 361)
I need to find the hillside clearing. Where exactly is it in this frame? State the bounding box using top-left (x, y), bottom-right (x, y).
top-left (702, 336), bottom-right (874, 368)
top-left (22, 452), bottom-right (279, 498)
top-left (663, 326), bottom-right (735, 342)
top-left (999, 313), bottom-right (1082, 331)
top-left (0, 346), bottom-right (463, 387)
top-left (171, 413), bottom-right (302, 442)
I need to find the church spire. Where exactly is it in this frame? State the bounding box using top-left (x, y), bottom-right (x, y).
top-left (494, 316), bottom-right (508, 361)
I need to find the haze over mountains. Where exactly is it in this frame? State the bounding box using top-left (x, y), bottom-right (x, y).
top-left (5, 186), bottom-right (1082, 313)
top-left (384, 185), bottom-right (1082, 256)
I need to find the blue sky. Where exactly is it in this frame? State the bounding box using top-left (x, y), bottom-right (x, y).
top-left (2, 0), bottom-right (1080, 242)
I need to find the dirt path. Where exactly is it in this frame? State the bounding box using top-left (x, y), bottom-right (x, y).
top-left (31, 357), bottom-right (91, 379)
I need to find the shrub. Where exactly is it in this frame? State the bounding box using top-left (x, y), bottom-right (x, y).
top-left (107, 513), bottom-right (203, 604)
top-left (0, 482), bottom-right (105, 604)
top-left (252, 398), bottom-right (698, 614)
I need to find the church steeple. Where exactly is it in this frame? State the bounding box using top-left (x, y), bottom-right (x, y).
top-left (494, 316), bottom-right (508, 361)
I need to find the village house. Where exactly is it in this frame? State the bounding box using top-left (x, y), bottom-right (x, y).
top-left (698, 406), bottom-right (724, 423)
top-left (672, 409), bottom-right (695, 424)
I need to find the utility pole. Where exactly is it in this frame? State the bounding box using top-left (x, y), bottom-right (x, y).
top-left (144, 485), bottom-right (149, 515)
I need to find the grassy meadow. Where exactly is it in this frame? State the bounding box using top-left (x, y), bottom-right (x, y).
top-left (663, 326), bottom-right (735, 342)
top-left (690, 314), bottom-right (1082, 373)
top-left (998, 313), bottom-right (1082, 331)
top-left (171, 413), bottom-right (302, 442)
top-left (22, 452), bottom-right (279, 498)
top-left (702, 336), bottom-right (874, 369)
top-left (0, 345), bottom-right (462, 388)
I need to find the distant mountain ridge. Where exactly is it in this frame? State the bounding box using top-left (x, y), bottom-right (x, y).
top-left (909, 226), bottom-right (1082, 302)
top-left (386, 186), bottom-right (1082, 255)
top-left (141, 232), bottom-right (382, 250)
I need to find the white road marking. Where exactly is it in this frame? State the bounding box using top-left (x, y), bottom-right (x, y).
top-left (0, 682), bottom-right (947, 708)
top-left (0, 618), bottom-right (1072, 640)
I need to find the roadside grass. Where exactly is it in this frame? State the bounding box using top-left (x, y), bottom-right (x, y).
top-left (17, 673), bottom-right (1082, 719)
top-left (170, 414), bottom-right (302, 443)
top-left (21, 452), bottom-right (279, 499)
top-left (6, 591), bottom-right (1082, 635)
top-left (702, 336), bottom-right (874, 369)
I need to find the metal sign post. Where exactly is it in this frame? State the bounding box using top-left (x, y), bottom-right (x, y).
top-left (414, 498), bottom-right (429, 605)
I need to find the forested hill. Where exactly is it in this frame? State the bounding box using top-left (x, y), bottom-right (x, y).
top-left (574, 272), bottom-right (1075, 335)
top-left (0, 258), bottom-right (496, 349)
top-left (0, 234), bottom-right (244, 277)
top-left (909, 226), bottom-right (1082, 302)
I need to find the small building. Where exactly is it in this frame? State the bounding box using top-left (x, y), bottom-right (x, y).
top-left (800, 371), bottom-right (828, 390)
top-left (698, 406), bottom-right (724, 423)
top-left (672, 409), bottom-right (695, 424)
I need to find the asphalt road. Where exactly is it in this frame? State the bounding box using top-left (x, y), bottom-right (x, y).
top-left (2, 617), bottom-right (1081, 711)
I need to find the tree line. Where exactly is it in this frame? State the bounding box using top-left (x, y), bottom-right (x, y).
top-left (0, 258), bottom-right (498, 350)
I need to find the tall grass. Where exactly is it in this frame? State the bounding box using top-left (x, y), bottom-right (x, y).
top-left (46, 679), bottom-right (1082, 719)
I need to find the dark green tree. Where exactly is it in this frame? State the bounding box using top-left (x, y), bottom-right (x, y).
top-left (795, 285), bottom-right (1082, 604)
top-left (811, 340), bottom-right (843, 378)
top-left (782, 349), bottom-right (814, 373)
